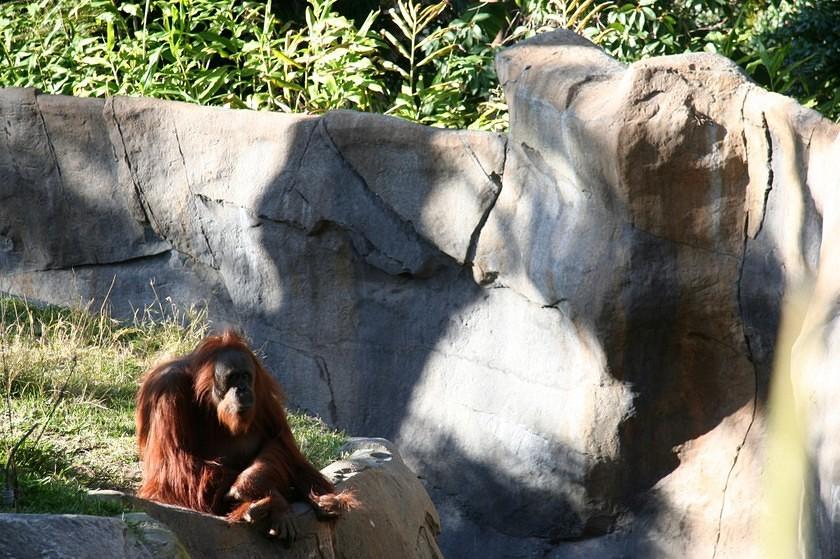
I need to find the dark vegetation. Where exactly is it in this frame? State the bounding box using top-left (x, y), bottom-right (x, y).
top-left (0, 0), bottom-right (837, 130)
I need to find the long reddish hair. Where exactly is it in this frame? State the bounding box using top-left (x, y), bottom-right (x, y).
top-left (136, 331), bottom-right (287, 512)
top-left (135, 330), bottom-right (354, 519)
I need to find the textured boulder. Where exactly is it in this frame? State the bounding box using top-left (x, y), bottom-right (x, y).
top-left (476, 35), bottom-right (764, 556)
top-left (2, 29), bottom-right (839, 558)
top-left (0, 512), bottom-right (184, 559)
top-left (469, 31), bottom-right (838, 558)
top-left (117, 439), bottom-right (441, 559)
top-left (325, 438), bottom-right (443, 558)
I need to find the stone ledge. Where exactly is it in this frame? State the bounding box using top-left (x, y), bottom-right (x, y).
top-left (0, 439), bottom-right (441, 559)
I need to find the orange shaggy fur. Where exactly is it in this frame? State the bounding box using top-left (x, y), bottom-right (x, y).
top-left (136, 330), bottom-right (357, 522)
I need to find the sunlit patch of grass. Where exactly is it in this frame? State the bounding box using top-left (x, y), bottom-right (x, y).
top-left (0, 295), bottom-right (347, 515)
top-left (288, 413), bottom-right (347, 470)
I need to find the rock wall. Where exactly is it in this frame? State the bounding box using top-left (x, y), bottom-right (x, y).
top-left (2, 30), bottom-right (839, 558)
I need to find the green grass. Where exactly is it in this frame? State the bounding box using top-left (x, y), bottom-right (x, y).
top-left (0, 295), bottom-right (346, 515)
top-left (287, 413), bottom-right (346, 471)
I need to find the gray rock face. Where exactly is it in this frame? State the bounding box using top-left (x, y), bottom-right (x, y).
top-left (0, 89), bottom-right (169, 273)
top-left (2, 30), bottom-right (839, 558)
top-left (0, 513), bottom-right (182, 559)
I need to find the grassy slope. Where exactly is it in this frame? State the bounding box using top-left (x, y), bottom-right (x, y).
top-left (0, 296), bottom-right (345, 515)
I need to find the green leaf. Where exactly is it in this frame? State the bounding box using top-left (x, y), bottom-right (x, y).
top-left (389, 7), bottom-right (415, 42)
top-left (271, 48), bottom-right (301, 68)
top-left (357, 10), bottom-right (379, 36)
top-left (381, 29), bottom-right (412, 61)
top-left (196, 31), bottom-right (239, 54)
top-left (381, 59), bottom-right (409, 79)
top-left (418, 44), bottom-right (458, 67)
top-left (195, 71), bottom-right (230, 102)
top-left (81, 56), bottom-right (109, 66)
top-left (268, 75), bottom-right (303, 91)
top-left (416, 26), bottom-right (450, 50)
top-left (120, 3), bottom-right (141, 17)
top-left (417, 1), bottom-right (448, 30)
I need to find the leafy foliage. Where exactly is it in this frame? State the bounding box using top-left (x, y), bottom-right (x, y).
top-left (753, 0), bottom-right (840, 120)
top-left (0, 0), bottom-right (836, 129)
top-left (383, 1), bottom-right (500, 128)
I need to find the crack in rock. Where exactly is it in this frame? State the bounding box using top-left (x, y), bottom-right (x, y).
top-left (307, 219), bottom-right (412, 276)
top-left (15, 249), bottom-right (174, 274)
top-left (272, 340), bottom-right (339, 425)
top-left (56, 249), bottom-right (172, 272)
top-left (287, 120), bottom-right (319, 202)
top-left (464, 135), bottom-right (506, 267)
top-left (106, 100), bottom-right (163, 237)
top-left (739, 88), bottom-right (773, 240)
top-left (456, 133), bottom-right (505, 190)
top-left (172, 119), bottom-right (218, 270)
top-left (319, 117), bottom-right (434, 268)
top-left (711, 99), bottom-right (766, 556)
top-left (194, 186), bottom-right (411, 281)
top-left (33, 92), bottom-right (65, 195)
top-left (190, 191), bottom-right (415, 278)
top-left (753, 111), bottom-right (774, 238)
top-left (629, 221), bottom-right (740, 260)
top-left (712, 210), bottom-right (762, 559)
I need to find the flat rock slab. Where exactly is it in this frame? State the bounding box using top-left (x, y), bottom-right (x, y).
top-left (0, 512), bottom-right (181, 559)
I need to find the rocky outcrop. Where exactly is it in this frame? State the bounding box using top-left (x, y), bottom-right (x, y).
top-left (2, 30), bottom-right (839, 558)
top-left (471, 31), bottom-right (838, 559)
top-left (130, 438), bottom-right (441, 559)
top-left (0, 512), bottom-right (185, 559)
top-left (2, 439), bottom-right (441, 559)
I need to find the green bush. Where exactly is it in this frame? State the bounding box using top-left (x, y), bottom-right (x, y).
top-left (753, 0), bottom-right (840, 120)
top-left (0, 0), bottom-right (836, 129)
top-left (0, 0), bottom-right (509, 127)
top-left (0, 0), bottom-right (387, 111)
